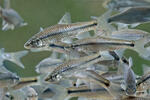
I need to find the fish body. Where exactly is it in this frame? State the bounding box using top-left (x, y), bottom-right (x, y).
top-left (66, 86), bottom-right (113, 100)
top-left (0, 8), bottom-right (27, 31)
top-left (0, 0), bottom-right (27, 31)
top-left (45, 53), bottom-right (102, 82)
top-left (24, 20), bottom-right (97, 49)
top-left (35, 57), bottom-right (63, 74)
top-left (108, 7), bottom-right (150, 24)
top-left (12, 77), bottom-right (38, 90)
top-left (123, 57), bottom-right (136, 95)
top-left (111, 29), bottom-right (149, 41)
top-left (66, 36), bottom-right (134, 53)
top-left (103, 0), bottom-right (150, 12)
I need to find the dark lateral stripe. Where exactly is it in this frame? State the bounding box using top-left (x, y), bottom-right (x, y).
top-left (40, 23), bottom-right (97, 40)
top-left (67, 88), bottom-right (105, 94)
top-left (19, 79), bottom-right (37, 84)
top-left (61, 54), bottom-right (101, 73)
top-left (109, 51), bottom-right (120, 61)
top-left (88, 75), bottom-right (110, 87)
top-left (49, 42), bottom-right (134, 50)
top-left (71, 42), bottom-right (134, 48)
top-left (49, 44), bottom-right (65, 49)
top-left (137, 75), bottom-right (150, 86)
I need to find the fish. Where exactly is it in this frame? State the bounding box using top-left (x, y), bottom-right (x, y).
top-left (110, 29), bottom-right (149, 41)
top-left (24, 13), bottom-right (97, 50)
top-left (103, 0), bottom-right (150, 12)
top-left (64, 36), bottom-right (134, 53)
top-left (0, 0), bottom-right (27, 31)
top-left (108, 7), bottom-right (150, 25)
top-left (44, 52), bottom-right (103, 82)
top-left (11, 77), bottom-right (38, 90)
top-left (35, 57), bottom-right (63, 74)
top-left (0, 48), bottom-right (28, 68)
top-left (122, 57), bottom-right (136, 95)
top-left (24, 20), bottom-right (97, 49)
top-left (72, 70), bottom-right (127, 99)
top-left (136, 64), bottom-right (150, 91)
top-left (58, 36), bottom-right (150, 60)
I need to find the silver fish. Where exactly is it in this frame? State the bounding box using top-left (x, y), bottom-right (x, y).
top-left (122, 57), bottom-right (136, 95)
top-left (0, 0), bottom-right (27, 31)
top-left (0, 48), bottom-right (28, 68)
top-left (65, 36), bottom-right (135, 53)
top-left (110, 29), bottom-right (149, 41)
top-left (108, 6), bottom-right (150, 24)
top-left (103, 0), bottom-right (150, 12)
top-left (45, 52), bottom-right (102, 82)
top-left (24, 20), bottom-right (97, 49)
top-left (35, 57), bottom-right (63, 74)
top-left (11, 77), bottom-right (38, 90)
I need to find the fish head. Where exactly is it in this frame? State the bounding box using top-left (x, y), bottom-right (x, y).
top-left (126, 84), bottom-right (136, 95)
top-left (24, 37), bottom-right (45, 49)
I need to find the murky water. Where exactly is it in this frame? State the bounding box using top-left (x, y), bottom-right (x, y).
top-left (0, 0), bottom-right (150, 77)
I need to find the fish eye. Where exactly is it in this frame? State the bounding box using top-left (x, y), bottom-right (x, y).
top-left (36, 39), bottom-right (43, 47)
top-left (30, 39), bottom-right (43, 48)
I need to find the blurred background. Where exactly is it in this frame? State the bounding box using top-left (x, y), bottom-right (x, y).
top-left (0, 0), bottom-right (150, 77)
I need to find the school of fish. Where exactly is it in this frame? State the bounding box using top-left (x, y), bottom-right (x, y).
top-left (1, 0), bottom-right (150, 100)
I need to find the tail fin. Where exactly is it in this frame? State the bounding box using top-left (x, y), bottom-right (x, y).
top-left (134, 38), bottom-right (150, 59)
top-left (142, 64), bottom-right (150, 75)
top-left (6, 50), bottom-right (28, 68)
top-left (50, 84), bottom-right (68, 100)
top-left (94, 10), bottom-right (116, 36)
top-left (4, 0), bottom-right (10, 9)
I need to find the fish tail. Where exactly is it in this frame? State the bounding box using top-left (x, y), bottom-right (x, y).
top-left (50, 51), bottom-right (59, 59)
top-left (37, 74), bottom-right (49, 85)
top-left (142, 64), bottom-right (150, 74)
top-left (134, 38), bottom-right (150, 59)
top-left (50, 84), bottom-right (68, 100)
top-left (4, 0), bottom-right (10, 9)
top-left (94, 9), bottom-right (115, 36)
top-left (8, 50), bottom-right (28, 68)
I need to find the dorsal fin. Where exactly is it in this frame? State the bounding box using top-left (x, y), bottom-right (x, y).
top-left (40, 27), bottom-right (44, 32)
top-left (58, 12), bottom-right (71, 24)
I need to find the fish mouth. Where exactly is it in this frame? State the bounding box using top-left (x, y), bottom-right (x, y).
top-left (24, 41), bottom-right (32, 49)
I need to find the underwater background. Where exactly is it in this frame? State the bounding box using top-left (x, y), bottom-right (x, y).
top-left (0, 0), bottom-right (150, 78)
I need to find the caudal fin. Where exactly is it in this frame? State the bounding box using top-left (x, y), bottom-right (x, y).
top-left (134, 38), bottom-right (150, 59)
top-left (49, 84), bottom-right (68, 100)
top-left (4, 0), bottom-right (10, 9)
top-left (94, 10), bottom-right (116, 36)
top-left (7, 50), bottom-right (28, 68)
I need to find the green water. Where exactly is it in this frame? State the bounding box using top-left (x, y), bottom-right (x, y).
top-left (0, 0), bottom-right (150, 78)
